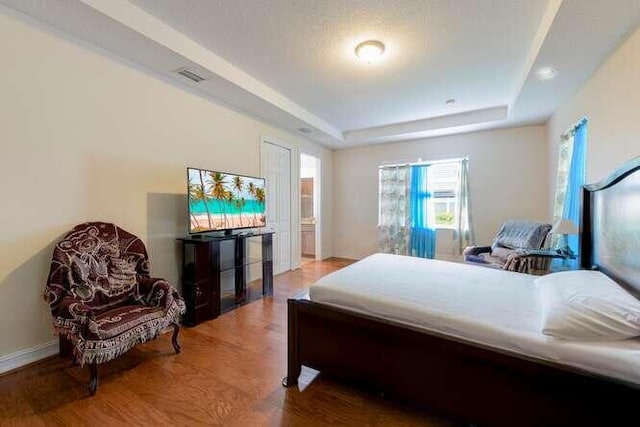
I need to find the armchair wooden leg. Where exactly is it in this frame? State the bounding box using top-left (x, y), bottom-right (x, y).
top-left (88, 363), bottom-right (98, 396)
top-left (171, 322), bottom-right (181, 354)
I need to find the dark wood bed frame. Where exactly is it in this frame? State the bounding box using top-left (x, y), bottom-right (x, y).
top-left (283, 157), bottom-right (640, 426)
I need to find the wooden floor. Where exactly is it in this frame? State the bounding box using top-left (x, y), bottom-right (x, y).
top-left (1, 259), bottom-right (451, 426)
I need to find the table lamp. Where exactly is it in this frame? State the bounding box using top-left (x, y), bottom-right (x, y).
top-left (551, 219), bottom-right (579, 257)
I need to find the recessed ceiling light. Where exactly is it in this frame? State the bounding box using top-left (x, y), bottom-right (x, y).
top-left (446, 98), bottom-right (456, 106)
top-left (536, 66), bottom-right (558, 80)
top-left (355, 40), bottom-right (385, 63)
top-left (297, 127), bottom-right (312, 134)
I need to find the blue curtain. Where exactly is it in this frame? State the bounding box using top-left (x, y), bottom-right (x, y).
top-left (409, 165), bottom-right (436, 258)
top-left (561, 119), bottom-right (587, 269)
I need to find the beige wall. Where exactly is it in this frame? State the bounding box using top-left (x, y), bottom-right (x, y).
top-left (332, 125), bottom-right (549, 260)
top-left (0, 13), bottom-right (332, 358)
top-left (548, 26), bottom-right (640, 200)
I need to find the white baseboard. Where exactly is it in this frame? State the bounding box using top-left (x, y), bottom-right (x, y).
top-left (0, 340), bottom-right (59, 375)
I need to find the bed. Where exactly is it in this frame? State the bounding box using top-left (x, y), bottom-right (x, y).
top-left (283, 157), bottom-right (640, 426)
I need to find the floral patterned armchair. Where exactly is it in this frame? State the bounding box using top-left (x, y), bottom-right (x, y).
top-left (44, 222), bottom-right (185, 394)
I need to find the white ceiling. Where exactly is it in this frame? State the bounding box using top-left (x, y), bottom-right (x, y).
top-left (130, 0), bottom-right (546, 131)
top-left (2, 0), bottom-right (640, 149)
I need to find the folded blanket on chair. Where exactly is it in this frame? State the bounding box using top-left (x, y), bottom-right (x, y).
top-left (465, 254), bottom-right (489, 264)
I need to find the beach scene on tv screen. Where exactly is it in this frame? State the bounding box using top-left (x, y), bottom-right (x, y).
top-left (188, 168), bottom-right (266, 232)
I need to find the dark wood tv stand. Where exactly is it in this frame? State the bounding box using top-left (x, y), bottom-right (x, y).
top-left (178, 231), bottom-right (274, 326)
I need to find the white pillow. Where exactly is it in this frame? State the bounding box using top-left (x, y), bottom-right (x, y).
top-left (536, 270), bottom-right (640, 341)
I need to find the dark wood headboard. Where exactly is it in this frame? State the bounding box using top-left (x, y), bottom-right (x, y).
top-left (581, 156), bottom-right (640, 296)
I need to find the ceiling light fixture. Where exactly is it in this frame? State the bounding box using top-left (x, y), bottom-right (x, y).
top-left (446, 98), bottom-right (456, 106)
top-left (297, 127), bottom-right (312, 134)
top-left (536, 66), bottom-right (558, 80)
top-left (355, 40), bottom-right (385, 63)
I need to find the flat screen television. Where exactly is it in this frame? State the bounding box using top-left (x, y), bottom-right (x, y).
top-left (187, 167), bottom-right (266, 234)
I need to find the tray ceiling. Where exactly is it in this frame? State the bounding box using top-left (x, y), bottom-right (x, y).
top-left (2, 0), bottom-right (640, 148)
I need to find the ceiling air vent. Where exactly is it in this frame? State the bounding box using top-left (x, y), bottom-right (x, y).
top-left (174, 67), bottom-right (206, 83)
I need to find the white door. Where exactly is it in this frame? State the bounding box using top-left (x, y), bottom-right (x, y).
top-left (261, 141), bottom-right (291, 274)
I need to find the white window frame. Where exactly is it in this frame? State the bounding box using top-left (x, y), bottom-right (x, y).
top-left (378, 158), bottom-right (465, 230)
top-left (428, 161), bottom-right (461, 230)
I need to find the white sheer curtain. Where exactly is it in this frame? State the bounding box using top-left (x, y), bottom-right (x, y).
top-left (453, 159), bottom-right (474, 254)
top-left (378, 165), bottom-right (410, 255)
top-left (551, 133), bottom-right (574, 249)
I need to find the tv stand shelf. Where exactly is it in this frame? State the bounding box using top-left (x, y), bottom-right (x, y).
top-left (219, 256), bottom-right (264, 272)
top-left (178, 231), bottom-right (274, 326)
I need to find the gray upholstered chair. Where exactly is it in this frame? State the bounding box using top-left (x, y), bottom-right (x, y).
top-left (463, 220), bottom-right (552, 274)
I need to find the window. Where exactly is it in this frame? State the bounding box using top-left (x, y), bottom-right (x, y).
top-left (551, 119), bottom-right (587, 269)
top-left (428, 162), bottom-right (461, 228)
top-left (377, 160), bottom-right (463, 228)
top-left (377, 158), bottom-right (472, 257)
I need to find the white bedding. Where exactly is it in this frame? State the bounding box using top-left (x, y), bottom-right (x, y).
top-left (309, 253), bottom-right (640, 385)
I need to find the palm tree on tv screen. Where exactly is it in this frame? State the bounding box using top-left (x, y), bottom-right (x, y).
top-left (195, 172), bottom-right (213, 230)
top-left (187, 183), bottom-right (204, 230)
top-left (209, 172), bottom-right (229, 227)
top-left (236, 197), bottom-right (247, 226)
top-left (248, 182), bottom-right (257, 226)
top-left (255, 187), bottom-right (266, 225)
top-left (224, 190), bottom-right (235, 228)
top-left (232, 175), bottom-right (245, 226)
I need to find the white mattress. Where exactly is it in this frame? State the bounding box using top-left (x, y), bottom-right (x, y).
top-left (309, 253), bottom-right (640, 385)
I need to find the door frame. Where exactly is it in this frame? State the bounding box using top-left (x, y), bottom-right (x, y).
top-left (300, 151), bottom-right (322, 261)
top-left (260, 136), bottom-right (299, 271)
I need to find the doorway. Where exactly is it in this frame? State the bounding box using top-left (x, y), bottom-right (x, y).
top-left (300, 153), bottom-right (321, 263)
top-left (261, 141), bottom-right (292, 274)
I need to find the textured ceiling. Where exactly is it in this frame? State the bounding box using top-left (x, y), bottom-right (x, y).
top-left (2, 0), bottom-right (640, 147)
top-left (130, 0), bottom-right (547, 131)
